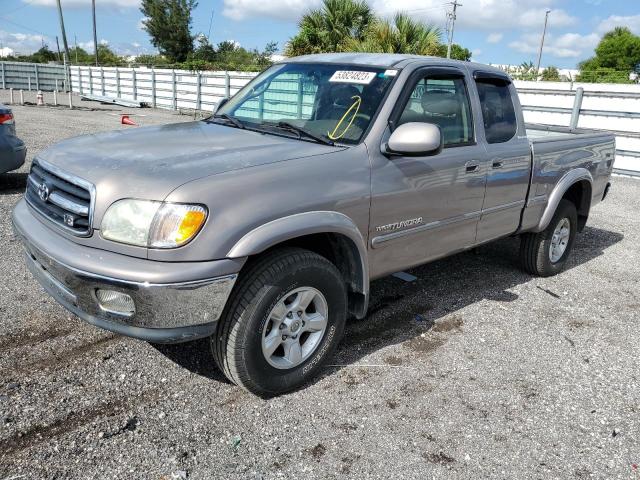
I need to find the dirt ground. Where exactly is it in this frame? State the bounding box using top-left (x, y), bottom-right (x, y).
top-left (1, 91), bottom-right (639, 479)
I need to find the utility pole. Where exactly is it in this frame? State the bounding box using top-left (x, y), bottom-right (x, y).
top-left (55, 0), bottom-right (71, 63)
top-left (92, 0), bottom-right (99, 66)
top-left (207, 9), bottom-right (215, 42)
top-left (74, 35), bottom-right (79, 64)
top-left (446, 1), bottom-right (462, 59)
top-left (535, 9), bottom-right (551, 81)
top-left (55, 36), bottom-right (62, 62)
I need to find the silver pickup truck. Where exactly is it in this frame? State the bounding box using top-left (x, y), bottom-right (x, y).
top-left (13, 54), bottom-right (614, 396)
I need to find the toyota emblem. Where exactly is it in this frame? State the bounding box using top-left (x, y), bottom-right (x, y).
top-left (38, 182), bottom-right (50, 202)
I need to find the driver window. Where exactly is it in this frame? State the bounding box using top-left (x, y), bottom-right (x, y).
top-left (398, 76), bottom-right (474, 147)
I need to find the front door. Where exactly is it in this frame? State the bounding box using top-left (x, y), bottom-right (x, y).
top-left (368, 69), bottom-right (488, 279)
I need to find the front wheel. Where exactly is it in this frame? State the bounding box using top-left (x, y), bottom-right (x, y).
top-left (520, 199), bottom-right (578, 277)
top-left (211, 248), bottom-right (347, 396)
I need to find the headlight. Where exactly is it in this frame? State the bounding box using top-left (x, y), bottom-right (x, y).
top-left (101, 199), bottom-right (207, 248)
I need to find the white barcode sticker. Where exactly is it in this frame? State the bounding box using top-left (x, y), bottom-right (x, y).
top-left (329, 70), bottom-right (377, 84)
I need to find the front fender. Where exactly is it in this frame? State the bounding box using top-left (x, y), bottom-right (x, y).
top-left (535, 168), bottom-right (593, 232)
top-left (227, 210), bottom-right (370, 311)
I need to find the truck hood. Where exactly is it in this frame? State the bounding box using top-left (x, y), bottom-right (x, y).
top-left (37, 120), bottom-right (341, 208)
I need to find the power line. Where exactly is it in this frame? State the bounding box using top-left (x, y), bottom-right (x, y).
top-left (0, 15), bottom-right (53, 37)
top-left (446, 1), bottom-right (461, 59)
top-left (3, 0), bottom-right (39, 16)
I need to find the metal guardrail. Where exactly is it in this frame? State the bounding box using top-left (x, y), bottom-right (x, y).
top-left (1, 63), bottom-right (638, 176)
top-left (0, 61), bottom-right (69, 92)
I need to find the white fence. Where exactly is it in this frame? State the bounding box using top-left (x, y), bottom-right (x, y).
top-left (515, 80), bottom-right (640, 176)
top-left (52, 67), bottom-right (640, 177)
top-left (69, 65), bottom-right (255, 112)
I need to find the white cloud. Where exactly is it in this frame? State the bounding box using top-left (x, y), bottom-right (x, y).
top-left (597, 15), bottom-right (640, 35)
top-left (509, 32), bottom-right (600, 59)
top-left (223, 0), bottom-right (320, 21)
top-left (25, 0), bottom-right (139, 7)
top-left (517, 8), bottom-right (576, 29)
top-left (0, 30), bottom-right (49, 55)
top-left (487, 33), bottom-right (503, 44)
top-left (0, 47), bottom-right (15, 58)
top-left (220, 0), bottom-right (577, 32)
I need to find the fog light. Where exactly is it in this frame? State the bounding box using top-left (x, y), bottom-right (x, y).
top-left (96, 289), bottom-right (136, 316)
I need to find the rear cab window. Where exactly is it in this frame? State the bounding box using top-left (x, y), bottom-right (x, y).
top-left (474, 77), bottom-right (518, 144)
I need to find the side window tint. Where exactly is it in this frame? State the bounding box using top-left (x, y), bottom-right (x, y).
top-left (398, 76), bottom-right (473, 146)
top-left (475, 80), bottom-right (517, 144)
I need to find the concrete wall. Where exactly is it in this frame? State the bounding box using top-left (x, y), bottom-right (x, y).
top-left (0, 62), bottom-right (68, 92)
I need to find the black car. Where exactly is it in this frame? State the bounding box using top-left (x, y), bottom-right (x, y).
top-left (0, 104), bottom-right (27, 175)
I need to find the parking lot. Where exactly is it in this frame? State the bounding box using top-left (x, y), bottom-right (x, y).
top-left (1, 91), bottom-right (639, 479)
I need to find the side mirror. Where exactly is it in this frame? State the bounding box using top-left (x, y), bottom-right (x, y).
top-left (214, 97), bottom-right (230, 113)
top-left (384, 122), bottom-right (443, 157)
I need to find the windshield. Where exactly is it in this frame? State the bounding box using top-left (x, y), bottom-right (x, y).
top-left (214, 63), bottom-right (398, 145)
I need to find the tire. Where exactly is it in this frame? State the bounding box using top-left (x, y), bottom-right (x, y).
top-left (211, 247), bottom-right (347, 396)
top-left (520, 199), bottom-right (578, 277)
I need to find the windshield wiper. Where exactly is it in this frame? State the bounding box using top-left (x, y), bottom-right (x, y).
top-left (271, 121), bottom-right (334, 146)
top-left (211, 113), bottom-right (245, 129)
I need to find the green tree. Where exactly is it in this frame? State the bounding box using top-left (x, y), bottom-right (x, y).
top-left (97, 44), bottom-right (122, 65)
top-left (140, 0), bottom-right (197, 62)
top-left (436, 43), bottom-right (471, 61)
top-left (541, 66), bottom-right (560, 81)
top-left (347, 13), bottom-right (441, 55)
top-left (30, 46), bottom-right (57, 63)
top-left (285, 0), bottom-right (374, 56)
top-left (256, 41), bottom-right (278, 66)
top-left (69, 46), bottom-right (92, 64)
top-left (190, 34), bottom-right (217, 62)
top-left (134, 53), bottom-right (172, 66)
top-left (518, 61), bottom-right (537, 80)
top-left (578, 27), bottom-right (640, 83)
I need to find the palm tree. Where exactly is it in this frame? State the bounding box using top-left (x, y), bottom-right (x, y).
top-left (285, 0), bottom-right (374, 56)
top-left (347, 13), bottom-right (442, 55)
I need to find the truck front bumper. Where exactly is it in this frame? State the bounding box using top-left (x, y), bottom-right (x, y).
top-left (12, 199), bottom-right (242, 344)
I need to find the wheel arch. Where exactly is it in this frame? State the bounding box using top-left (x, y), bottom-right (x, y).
top-left (535, 168), bottom-right (593, 233)
top-left (227, 212), bottom-right (370, 318)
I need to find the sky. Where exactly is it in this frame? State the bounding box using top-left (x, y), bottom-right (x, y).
top-left (0, 0), bottom-right (639, 68)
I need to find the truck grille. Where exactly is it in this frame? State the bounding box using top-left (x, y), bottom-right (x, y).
top-left (25, 160), bottom-right (94, 236)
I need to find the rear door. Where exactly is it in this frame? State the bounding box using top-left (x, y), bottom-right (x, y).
top-left (472, 72), bottom-right (532, 243)
top-left (368, 67), bottom-right (488, 278)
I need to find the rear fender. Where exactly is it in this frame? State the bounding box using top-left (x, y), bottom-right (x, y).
top-left (535, 168), bottom-right (593, 232)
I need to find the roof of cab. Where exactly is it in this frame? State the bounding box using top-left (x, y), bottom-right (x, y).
top-left (283, 52), bottom-right (508, 75)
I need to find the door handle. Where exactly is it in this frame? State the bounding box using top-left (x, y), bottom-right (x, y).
top-left (492, 161), bottom-right (504, 169)
top-left (465, 162), bottom-right (479, 173)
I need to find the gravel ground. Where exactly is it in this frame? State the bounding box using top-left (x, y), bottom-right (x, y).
top-left (1, 92), bottom-right (639, 479)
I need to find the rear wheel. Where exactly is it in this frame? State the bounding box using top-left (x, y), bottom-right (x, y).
top-left (520, 199), bottom-right (578, 277)
top-left (212, 248), bottom-right (347, 396)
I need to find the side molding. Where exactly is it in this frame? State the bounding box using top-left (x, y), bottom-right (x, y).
top-left (536, 168), bottom-right (593, 232)
top-left (227, 211), bottom-right (370, 313)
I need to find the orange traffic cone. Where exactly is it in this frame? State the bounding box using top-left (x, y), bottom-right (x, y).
top-left (36, 90), bottom-right (44, 106)
top-left (121, 114), bottom-right (137, 126)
